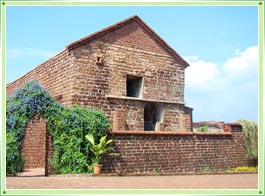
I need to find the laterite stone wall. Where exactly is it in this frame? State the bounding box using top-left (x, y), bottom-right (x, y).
top-left (6, 50), bottom-right (74, 106)
top-left (22, 116), bottom-right (47, 169)
top-left (22, 116), bottom-right (54, 175)
top-left (102, 124), bottom-right (248, 174)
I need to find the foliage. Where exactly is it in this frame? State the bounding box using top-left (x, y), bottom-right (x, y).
top-left (225, 166), bottom-right (258, 173)
top-left (109, 153), bottom-right (120, 158)
top-left (201, 166), bottom-right (212, 173)
top-left (6, 132), bottom-right (24, 174)
top-left (85, 134), bottom-right (114, 165)
top-left (6, 80), bottom-right (111, 174)
top-left (237, 119), bottom-right (258, 161)
top-left (198, 125), bottom-right (209, 132)
top-left (225, 167), bottom-right (233, 172)
top-left (6, 81), bottom-right (57, 174)
top-left (233, 166), bottom-right (258, 172)
top-left (153, 168), bottom-right (160, 174)
top-left (49, 107), bottom-right (111, 174)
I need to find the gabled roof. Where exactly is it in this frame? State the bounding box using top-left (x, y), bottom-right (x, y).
top-left (67, 15), bottom-right (189, 68)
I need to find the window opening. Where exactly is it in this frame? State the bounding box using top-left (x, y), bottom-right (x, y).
top-left (96, 56), bottom-right (103, 65)
top-left (126, 75), bottom-right (143, 98)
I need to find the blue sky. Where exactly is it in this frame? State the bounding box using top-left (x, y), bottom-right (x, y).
top-left (6, 6), bottom-right (259, 122)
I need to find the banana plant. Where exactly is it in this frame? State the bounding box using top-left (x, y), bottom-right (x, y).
top-left (85, 134), bottom-right (114, 165)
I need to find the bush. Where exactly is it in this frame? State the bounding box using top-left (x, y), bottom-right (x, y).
top-left (49, 106), bottom-right (111, 174)
top-left (6, 132), bottom-right (24, 174)
top-left (237, 119), bottom-right (258, 162)
top-left (6, 81), bottom-right (57, 174)
top-left (6, 80), bottom-right (111, 174)
top-left (198, 125), bottom-right (209, 132)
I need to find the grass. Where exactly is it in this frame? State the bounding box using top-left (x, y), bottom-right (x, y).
top-left (237, 119), bottom-right (258, 162)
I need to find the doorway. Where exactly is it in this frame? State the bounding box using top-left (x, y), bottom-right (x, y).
top-left (21, 116), bottom-right (50, 176)
top-left (144, 102), bottom-right (163, 131)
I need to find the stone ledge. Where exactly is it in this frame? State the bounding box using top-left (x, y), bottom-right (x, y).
top-left (106, 95), bottom-right (186, 105)
top-left (112, 130), bottom-right (232, 136)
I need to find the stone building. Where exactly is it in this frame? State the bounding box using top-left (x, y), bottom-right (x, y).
top-left (7, 15), bottom-right (193, 133)
top-left (7, 16), bottom-right (248, 174)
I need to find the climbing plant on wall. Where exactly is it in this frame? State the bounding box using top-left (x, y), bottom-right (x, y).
top-left (6, 80), bottom-right (111, 174)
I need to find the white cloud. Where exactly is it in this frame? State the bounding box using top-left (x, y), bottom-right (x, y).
top-left (185, 56), bottom-right (220, 87)
top-left (185, 45), bottom-right (258, 87)
top-left (184, 46), bottom-right (258, 122)
top-left (223, 46), bottom-right (258, 75)
top-left (7, 47), bottom-right (55, 59)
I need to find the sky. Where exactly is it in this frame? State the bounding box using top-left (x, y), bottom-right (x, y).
top-left (5, 5), bottom-right (259, 122)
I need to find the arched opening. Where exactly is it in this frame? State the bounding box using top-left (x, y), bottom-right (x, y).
top-left (144, 102), bottom-right (163, 131)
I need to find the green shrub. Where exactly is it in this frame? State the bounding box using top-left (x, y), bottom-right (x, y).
top-left (237, 119), bottom-right (258, 161)
top-left (6, 80), bottom-right (111, 174)
top-left (198, 125), bottom-right (209, 132)
top-left (153, 168), bottom-right (160, 174)
top-left (201, 166), bottom-right (212, 173)
top-left (49, 106), bottom-right (111, 174)
top-left (6, 80), bottom-right (57, 174)
top-left (225, 167), bottom-right (233, 172)
top-left (6, 132), bottom-right (24, 174)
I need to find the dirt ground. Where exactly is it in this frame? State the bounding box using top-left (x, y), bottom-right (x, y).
top-left (6, 168), bottom-right (258, 189)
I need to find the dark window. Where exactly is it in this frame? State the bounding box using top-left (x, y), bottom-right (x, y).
top-left (126, 75), bottom-right (143, 98)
